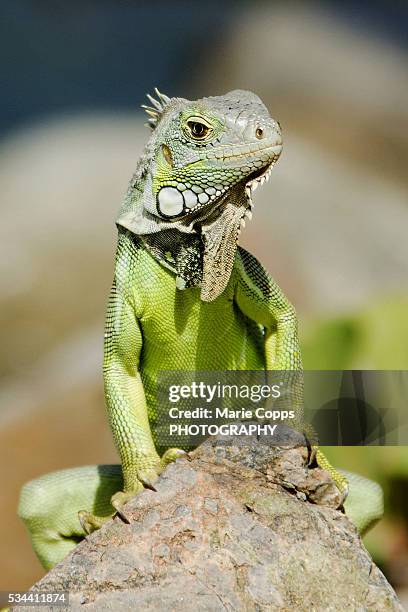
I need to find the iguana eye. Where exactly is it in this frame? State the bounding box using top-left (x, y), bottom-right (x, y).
top-left (186, 118), bottom-right (212, 140)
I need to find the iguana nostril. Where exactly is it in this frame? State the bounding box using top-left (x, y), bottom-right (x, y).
top-left (255, 127), bottom-right (264, 140)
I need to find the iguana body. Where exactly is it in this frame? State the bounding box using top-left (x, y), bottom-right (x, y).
top-left (18, 90), bottom-right (383, 570)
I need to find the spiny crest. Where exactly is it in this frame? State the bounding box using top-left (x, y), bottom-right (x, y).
top-left (141, 87), bottom-right (171, 129)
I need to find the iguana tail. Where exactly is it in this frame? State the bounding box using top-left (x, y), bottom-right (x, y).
top-left (342, 469), bottom-right (384, 535)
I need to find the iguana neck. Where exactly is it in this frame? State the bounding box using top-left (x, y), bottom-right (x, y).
top-left (141, 230), bottom-right (203, 290)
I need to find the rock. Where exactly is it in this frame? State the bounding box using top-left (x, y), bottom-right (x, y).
top-left (15, 432), bottom-right (402, 611)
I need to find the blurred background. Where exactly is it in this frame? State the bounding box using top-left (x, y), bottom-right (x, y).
top-left (1, 0), bottom-right (408, 601)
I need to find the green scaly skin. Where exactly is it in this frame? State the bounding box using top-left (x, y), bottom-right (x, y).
top-left (18, 90), bottom-right (383, 570)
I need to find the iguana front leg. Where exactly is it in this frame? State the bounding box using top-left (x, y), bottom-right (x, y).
top-left (104, 272), bottom-right (161, 512)
top-left (234, 248), bottom-right (348, 501)
top-left (234, 248), bottom-right (301, 371)
top-left (80, 239), bottom-right (185, 530)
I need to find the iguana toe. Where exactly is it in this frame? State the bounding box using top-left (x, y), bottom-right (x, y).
top-left (137, 469), bottom-right (159, 491)
top-left (78, 510), bottom-right (110, 534)
top-left (160, 448), bottom-right (190, 466)
top-left (110, 490), bottom-right (136, 523)
top-left (315, 448), bottom-right (349, 508)
top-left (109, 450), bottom-right (189, 523)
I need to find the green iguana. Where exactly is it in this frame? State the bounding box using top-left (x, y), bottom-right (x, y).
top-left (18, 89), bottom-right (383, 570)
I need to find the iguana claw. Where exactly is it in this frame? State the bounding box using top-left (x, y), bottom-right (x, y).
top-left (137, 470), bottom-right (158, 491)
top-left (109, 448), bottom-right (187, 523)
top-left (111, 491), bottom-right (135, 523)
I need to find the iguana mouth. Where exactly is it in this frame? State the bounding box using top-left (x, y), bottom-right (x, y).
top-left (206, 142), bottom-right (282, 162)
top-left (236, 155), bottom-right (280, 231)
top-left (245, 153), bottom-right (280, 192)
top-left (171, 149), bottom-right (281, 226)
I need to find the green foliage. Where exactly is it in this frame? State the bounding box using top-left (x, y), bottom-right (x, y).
top-left (301, 296), bottom-right (408, 370)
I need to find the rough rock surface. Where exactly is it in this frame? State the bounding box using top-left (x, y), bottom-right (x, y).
top-left (17, 431), bottom-right (402, 611)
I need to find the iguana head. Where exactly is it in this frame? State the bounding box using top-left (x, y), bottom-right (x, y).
top-left (117, 89), bottom-right (282, 301)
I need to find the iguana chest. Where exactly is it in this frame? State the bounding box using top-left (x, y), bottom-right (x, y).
top-left (134, 251), bottom-right (265, 372)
